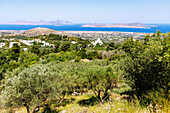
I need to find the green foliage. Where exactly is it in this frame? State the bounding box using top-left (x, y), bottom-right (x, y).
top-left (83, 65), bottom-right (122, 101)
top-left (0, 31), bottom-right (169, 112)
top-left (145, 88), bottom-right (170, 112)
top-left (8, 61), bottom-right (20, 71)
top-left (18, 52), bottom-right (39, 67)
top-left (87, 51), bottom-right (102, 60)
top-left (42, 51), bottom-right (76, 62)
top-left (30, 45), bottom-right (40, 55)
top-left (106, 42), bottom-right (117, 51)
top-left (42, 53), bottom-right (65, 62)
top-left (49, 34), bottom-right (62, 40)
top-left (61, 42), bottom-right (71, 52)
top-left (109, 54), bottom-right (125, 61)
top-left (77, 48), bottom-right (87, 59)
top-left (54, 42), bottom-right (60, 53)
top-left (8, 43), bottom-right (20, 61)
top-left (0, 64), bottom-right (58, 113)
top-left (122, 32), bottom-right (170, 97)
top-left (38, 48), bottom-right (55, 56)
top-left (94, 43), bottom-right (105, 50)
top-left (75, 56), bottom-right (81, 62)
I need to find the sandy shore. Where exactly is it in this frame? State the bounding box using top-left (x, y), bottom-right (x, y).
top-left (64, 31), bottom-right (151, 35)
top-left (0, 30), bottom-right (152, 35)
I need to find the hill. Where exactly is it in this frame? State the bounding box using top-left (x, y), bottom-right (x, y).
top-left (24, 27), bottom-right (65, 37)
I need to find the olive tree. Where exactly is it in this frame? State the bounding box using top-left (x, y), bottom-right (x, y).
top-left (0, 64), bottom-right (59, 113)
top-left (83, 65), bottom-right (122, 102)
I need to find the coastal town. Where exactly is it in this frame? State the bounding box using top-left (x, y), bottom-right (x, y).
top-left (65, 31), bottom-right (150, 39)
top-left (0, 28), bottom-right (105, 51)
top-left (0, 27), bottom-right (153, 50)
top-left (0, 28), bottom-right (151, 41)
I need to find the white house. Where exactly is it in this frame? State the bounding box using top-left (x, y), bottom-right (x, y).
top-left (43, 42), bottom-right (50, 46)
top-left (23, 48), bottom-right (28, 51)
top-left (6, 39), bottom-right (53, 48)
top-left (9, 42), bottom-right (20, 48)
top-left (19, 39), bottom-right (34, 46)
top-left (71, 41), bottom-right (77, 44)
top-left (34, 39), bottom-right (42, 43)
top-left (91, 38), bottom-right (103, 46)
top-left (0, 43), bottom-right (5, 48)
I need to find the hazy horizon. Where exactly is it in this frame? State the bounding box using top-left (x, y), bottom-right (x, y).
top-left (1, 0), bottom-right (170, 24)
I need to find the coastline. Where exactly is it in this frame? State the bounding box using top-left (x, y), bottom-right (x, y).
top-left (81, 25), bottom-right (150, 29)
top-left (0, 30), bottom-right (152, 34)
top-left (64, 31), bottom-right (152, 35)
top-left (0, 24), bottom-right (169, 33)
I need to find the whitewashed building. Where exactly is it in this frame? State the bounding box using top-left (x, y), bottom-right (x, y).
top-left (71, 41), bottom-right (77, 44)
top-left (0, 43), bottom-right (5, 48)
top-left (19, 39), bottom-right (34, 46)
top-left (91, 38), bottom-right (103, 46)
top-left (23, 48), bottom-right (28, 51)
top-left (9, 42), bottom-right (20, 48)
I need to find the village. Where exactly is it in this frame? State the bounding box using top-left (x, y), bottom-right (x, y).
top-left (0, 37), bottom-right (103, 50)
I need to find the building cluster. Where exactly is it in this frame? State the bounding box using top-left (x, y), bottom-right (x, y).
top-left (0, 39), bottom-right (54, 50)
top-left (70, 32), bottom-right (149, 39)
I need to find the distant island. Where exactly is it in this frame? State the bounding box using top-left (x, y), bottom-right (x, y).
top-left (0, 19), bottom-right (72, 25)
top-left (82, 22), bottom-right (157, 29)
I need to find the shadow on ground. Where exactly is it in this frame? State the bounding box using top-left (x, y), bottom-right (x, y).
top-left (78, 96), bottom-right (99, 106)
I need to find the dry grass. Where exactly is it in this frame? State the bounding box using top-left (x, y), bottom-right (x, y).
top-left (1, 93), bottom-right (169, 113)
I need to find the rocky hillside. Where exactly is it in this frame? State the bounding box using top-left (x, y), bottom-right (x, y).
top-left (24, 27), bottom-right (65, 37)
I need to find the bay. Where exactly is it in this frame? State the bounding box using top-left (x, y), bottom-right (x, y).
top-left (0, 24), bottom-right (170, 33)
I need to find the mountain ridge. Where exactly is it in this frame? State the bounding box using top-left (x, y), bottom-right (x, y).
top-left (0, 19), bottom-right (72, 25)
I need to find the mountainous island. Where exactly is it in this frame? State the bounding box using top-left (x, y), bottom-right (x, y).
top-left (0, 19), bottom-right (72, 25)
top-left (82, 23), bottom-right (157, 29)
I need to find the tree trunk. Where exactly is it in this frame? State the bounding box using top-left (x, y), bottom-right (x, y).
top-left (97, 90), bottom-right (104, 106)
top-left (25, 105), bottom-right (30, 113)
top-left (60, 91), bottom-right (66, 104)
top-left (97, 90), bottom-right (101, 100)
top-left (103, 89), bottom-right (109, 100)
top-left (32, 106), bottom-right (39, 113)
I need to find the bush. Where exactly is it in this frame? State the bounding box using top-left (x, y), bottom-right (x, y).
top-left (87, 51), bottom-right (101, 60)
top-left (75, 57), bottom-right (81, 62)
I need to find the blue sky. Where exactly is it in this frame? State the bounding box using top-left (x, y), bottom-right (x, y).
top-left (0, 0), bottom-right (170, 24)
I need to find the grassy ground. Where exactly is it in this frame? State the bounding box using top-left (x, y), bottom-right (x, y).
top-left (0, 92), bottom-right (169, 113)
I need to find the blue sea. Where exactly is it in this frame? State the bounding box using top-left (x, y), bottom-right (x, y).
top-left (0, 24), bottom-right (170, 33)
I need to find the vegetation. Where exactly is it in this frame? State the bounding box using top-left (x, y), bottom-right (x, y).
top-left (0, 31), bottom-right (169, 113)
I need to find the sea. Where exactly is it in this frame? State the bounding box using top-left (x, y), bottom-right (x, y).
top-left (0, 24), bottom-right (170, 33)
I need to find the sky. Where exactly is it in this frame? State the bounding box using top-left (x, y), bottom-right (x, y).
top-left (0, 0), bottom-right (170, 24)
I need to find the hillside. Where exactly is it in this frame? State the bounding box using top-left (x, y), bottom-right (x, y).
top-left (24, 27), bottom-right (65, 37)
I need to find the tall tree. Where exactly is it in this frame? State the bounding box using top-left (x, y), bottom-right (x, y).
top-left (122, 32), bottom-right (170, 97)
top-left (8, 43), bottom-right (20, 61)
top-left (61, 42), bottom-right (71, 52)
